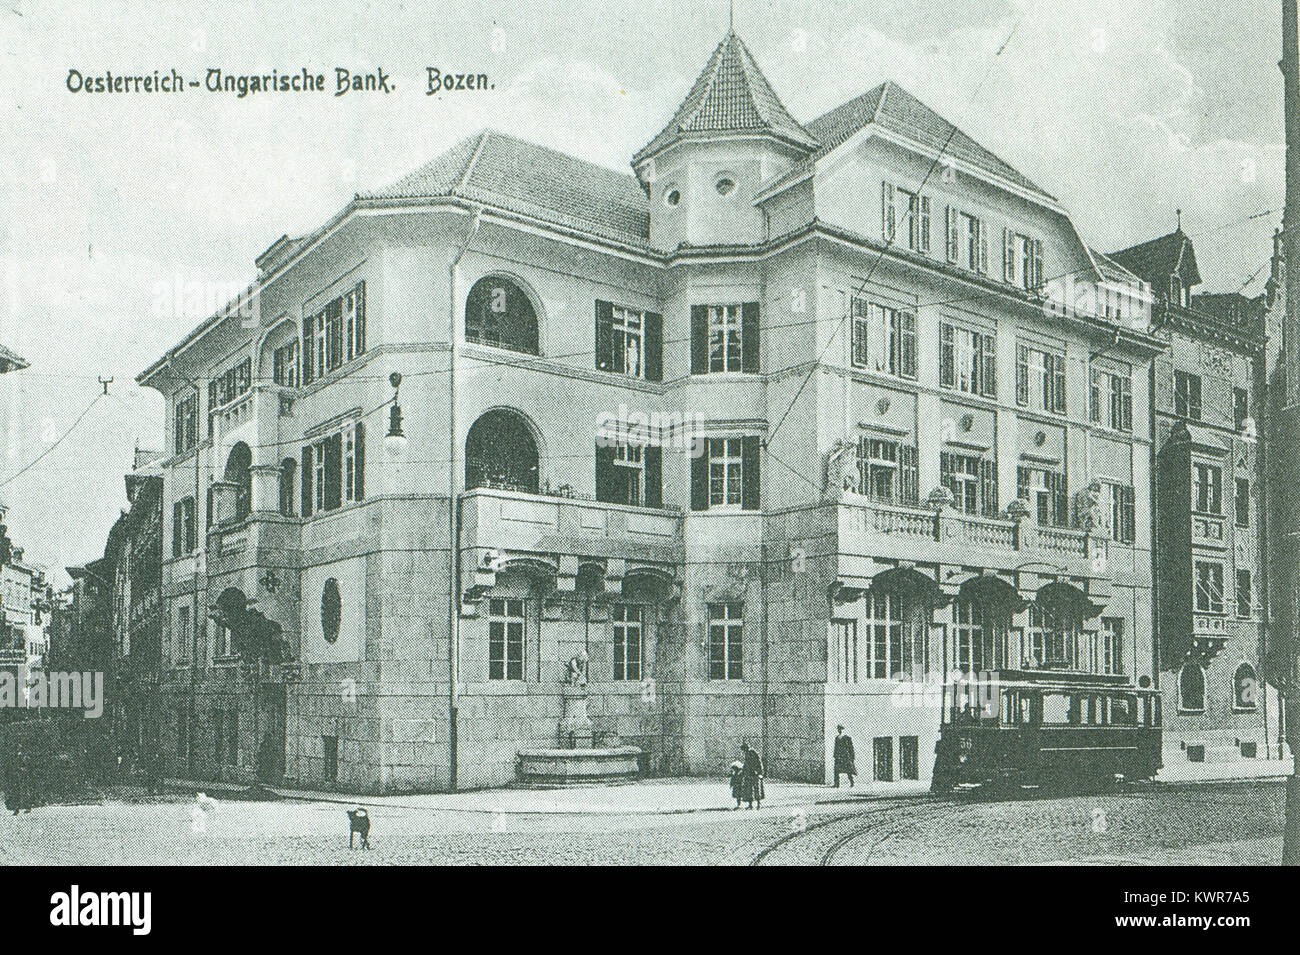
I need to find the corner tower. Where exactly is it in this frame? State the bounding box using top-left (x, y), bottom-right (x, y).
top-left (632, 29), bottom-right (818, 250)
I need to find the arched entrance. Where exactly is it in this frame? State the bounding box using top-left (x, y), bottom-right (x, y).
top-left (466, 409), bottom-right (540, 492)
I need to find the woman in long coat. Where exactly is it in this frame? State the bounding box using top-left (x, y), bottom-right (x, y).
top-left (739, 742), bottom-right (764, 809)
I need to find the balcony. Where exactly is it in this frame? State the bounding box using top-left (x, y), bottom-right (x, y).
top-left (836, 494), bottom-right (1106, 582)
top-left (459, 487), bottom-right (683, 597)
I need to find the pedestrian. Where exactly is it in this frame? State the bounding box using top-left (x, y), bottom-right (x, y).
top-left (833, 725), bottom-right (856, 788)
top-left (5, 742), bottom-right (29, 815)
top-left (739, 742), bottom-right (764, 809)
top-left (728, 759), bottom-right (744, 809)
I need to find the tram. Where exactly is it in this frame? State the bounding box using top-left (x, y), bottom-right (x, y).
top-left (931, 674), bottom-right (1162, 792)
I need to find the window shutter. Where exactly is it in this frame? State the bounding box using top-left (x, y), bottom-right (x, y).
top-left (1121, 382), bottom-right (1133, 432)
top-left (851, 299), bottom-right (869, 368)
top-left (690, 440), bottom-right (710, 511)
top-left (741, 436), bottom-right (761, 511)
top-left (353, 422), bottom-right (365, 501)
top-left (882, 182), bottom-right (896, 241)
top-left (1016, 344), bottom-right (1029, 406)
top-left (940, 451), bottom-right (955, 498)
top-left (946, 206), bottom-right (959, 262)
top-left (978, 219), bottom-right (989, 274)
top-left (1032, 240), bottom-right (1044, 289)
top-left (981, 333), bottom-right (997, 397)
top-left (1017, 467), bottom-right (1030, 503)
top-left (1120, 485), bottom-right (1135, 542)
top-left (939, 323), bottom-right (955, 388)
top-left (1003, 228), bottom-right (1015, 283)
top-left (920, 197), bottom-right (931, 253)
top-left (595, 300), bottom-right (613, 371)
top-left (1053, 354), bottom-right (1067, 414)
top-left (643, 445), bottom-right (662, 508)
top-left (1090, 369), bottom-right (1101, 423)
top-left (1051, 472), bottom-right (1068, 527)
top-left (690, 305), bottom-right (709, 375)
top-left (302, 320), bottom-right (314, 385)
top-left (644, 312), bottom-right (663, 382)
top-left (980, 457), bottom-right (998, 517)
top-left (899, 444), bottom-right (919, 506)
top-left (354, 282), bottom-right (366, 357)
top-left (741, 302), bottom-right (760, 373)
top-left (900, 311), bottom-right (917, 379)
top-left (594, 442), bottom-right (617, 503)
top-left (172, 502), bottom-right (183, 556)
top-left (301, 446), bottom-right (313, 517)
top-left (325, 433), bottom-right (343, 510)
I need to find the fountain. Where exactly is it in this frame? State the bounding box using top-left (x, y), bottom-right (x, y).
top-left (516, 649), bottom-right (642, 785)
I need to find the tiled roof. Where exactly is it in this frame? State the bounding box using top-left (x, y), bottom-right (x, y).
top-left (1091, 249), bottom-right (1141, 284)
top-left (1109, 229), bottom-right (1202, 288)
top-left (757, 81), bottom-right (1054, 203)
top-left (632, 30), bottom-right (818, 166)
top-left (363, 131), bottom-right (650, 247)
top-left (0, 343), bottom-right (27, 373)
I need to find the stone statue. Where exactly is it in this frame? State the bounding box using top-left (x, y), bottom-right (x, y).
top-left (565, 648), bottom-right (589, 687)
top-left (824, 440), bottom-right (859, 499)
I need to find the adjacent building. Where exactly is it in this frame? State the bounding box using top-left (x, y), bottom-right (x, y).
top-left (1109, 227), bottom-right (1273, 764)
top-left (134, 29), bottom-right (1181, 792)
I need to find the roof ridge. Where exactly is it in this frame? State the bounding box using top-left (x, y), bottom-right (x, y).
top-left (454, 130), bottom-right (493, 195)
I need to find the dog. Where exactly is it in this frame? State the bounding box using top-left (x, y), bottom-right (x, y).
top-left (347, 807), bottom-right (370, 849)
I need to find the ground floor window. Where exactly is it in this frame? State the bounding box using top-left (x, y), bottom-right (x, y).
top-left (1099, 618), bottom-right (1123, 675)
top-left (953, 598), bottom-right (993, 674)
top-left (863, 591), bottom-right (925, 680)
top-left (1027, 603), bottom-right (1080, 669)
top-left (1179, 663), bottom-right (1205, 712)
top-left (488, 598), bottom-right (526, 681)
top-left (1234, 663), bottom-right (1258, 710)
top-left (873, 736), bottom-right (893, 782)
top-left (708, 603), bottom-right (743, 680)
top-left (899, 736), bottom-right (919, 780)
top-left (612, 604), bottom-right (644, 681)
top-left (831, 619), bottom-right (858, 683)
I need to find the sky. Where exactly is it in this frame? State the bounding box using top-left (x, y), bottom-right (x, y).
top-left (0, 0), bottom-right (1288, 583)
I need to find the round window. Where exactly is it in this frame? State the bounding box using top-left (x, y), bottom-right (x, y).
top-left (664, 188), bottom-right (681, 207)
top-left (715, 177), bottom-right (736, 196)
top-left (321, 578), bottom-right (341, 644)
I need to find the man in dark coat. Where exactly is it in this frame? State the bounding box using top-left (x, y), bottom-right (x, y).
top-left (739, 742), bottom-right (764, 809)
top-left (833, 725), bottom-right (856, 788)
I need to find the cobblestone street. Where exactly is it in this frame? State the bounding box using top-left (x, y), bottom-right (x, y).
top-left (0, 778), bottom-right (1284, 866)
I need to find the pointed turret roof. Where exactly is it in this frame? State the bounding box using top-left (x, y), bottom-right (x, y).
top-left (632, 30), bottom-right (819, 172)
top-left (1109, 228), bottom-right (1201, 290)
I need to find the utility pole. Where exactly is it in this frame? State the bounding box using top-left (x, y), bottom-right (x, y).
top-left (1277, 0), bottom-right (1300, 865)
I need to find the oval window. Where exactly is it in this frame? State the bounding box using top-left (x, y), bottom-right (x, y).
top-left (322, 578), bottom-right (341, 644)
top-left (664, 188), bottom-right (681, 207)
top-left (715, 177), bottom-right (736, 196)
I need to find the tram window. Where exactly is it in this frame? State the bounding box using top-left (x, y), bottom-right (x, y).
top-left (1043, 693), bottom-right (1070, 724)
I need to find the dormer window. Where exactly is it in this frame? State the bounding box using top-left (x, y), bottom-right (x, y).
top-left (1170, 275), bottom-right (1182, 307)
top-left (714, 177), bottom-right (736, 196)
top-left (664, 188), bottom-right (681, 207)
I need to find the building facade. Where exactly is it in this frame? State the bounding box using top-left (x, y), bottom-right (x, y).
top-left (138, 29), bottom-right (1172, 792)
top-left (1114, 227), bottom-right (1274, 764)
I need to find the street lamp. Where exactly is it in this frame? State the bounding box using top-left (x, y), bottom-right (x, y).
top-left (384, 372), bottom-right (408, 459)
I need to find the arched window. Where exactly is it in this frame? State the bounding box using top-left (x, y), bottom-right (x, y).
top-left (1179, 663), bottom-right (1205, 712)
top-left (466, 409), bottom-right (539, 493)
top-left (1234, 663), bottom-right (1258, 710)
top-left (465, 276), bottom-right (539, 355)
top-left (279, 458), bottom-right (296, 516)
top-left (224, 442), bottom-right (252, 523)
